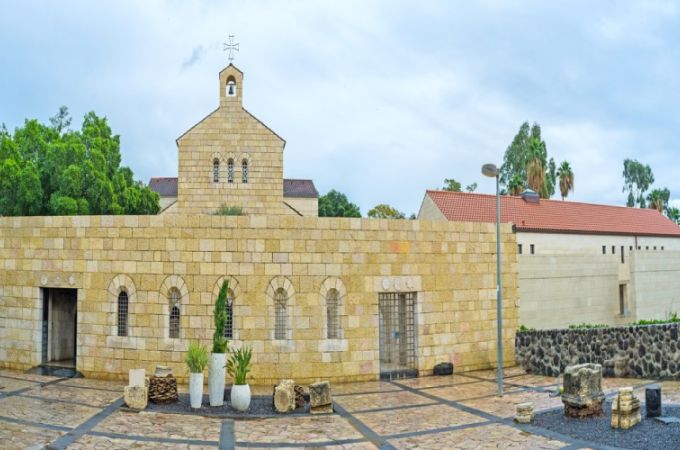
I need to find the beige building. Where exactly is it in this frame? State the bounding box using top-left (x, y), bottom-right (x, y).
top-left (420, 189), bottom-right (680, 330)
top-left (0, 64), bottom-right (519, 383)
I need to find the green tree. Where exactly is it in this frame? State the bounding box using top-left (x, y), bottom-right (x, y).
top-left (507, 173), bottom-right (524, 196)
top-left (667, 206), bottom-right (680, 224)
top-left (318, 190), bottom-right (361, 217)
top-left (623, 159), bottom-right (654, 208)
top-left (0, 106), bottom-right (160, 216)
top-left (500, 122), bottom-right (556, 198)
top-left (367, 204), bottom-right (406, 219)
top-left (465, 182), bottom-right (477, 192)
top-left (556, 161), bottom-right (574, 200)
top-left (442, 178), bottom-right (462, 192)
top-left (647, 188), bottom-right (670, 213)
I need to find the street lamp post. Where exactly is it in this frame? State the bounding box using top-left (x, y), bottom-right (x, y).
top-left (482, 163), bottom-right (503, 396)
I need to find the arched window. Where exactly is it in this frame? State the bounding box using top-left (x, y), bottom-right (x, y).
top-left (227, 159), bottom-right (234, 184)
top-left (224, 289), bottom-right (234, 339)
top-left (326, 288), bottom-right (340, 339)
top-left (213, 159), bottom-right (220, 183)
top-left (117, 291), bottom-right (128, 337)
top-left (242, 159), bottom-right (249, 183)
top-left (274, 288), bottom-right (287, 339)
top-left (169, 288), bottom-right (181, 338)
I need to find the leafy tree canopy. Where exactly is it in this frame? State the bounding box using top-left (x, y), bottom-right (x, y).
top-left (367, 203), bottom-right (406, 219)
top-left (442, 178), bottom-right (462, 192)
top-left (500, 122), bottom-right (557, 198)
top-left (623, 159), bottom-right (654, 208)
top-left (318, 189), bottom-right (361, 217)
top-left (0, 107), bottom-right (159, 216)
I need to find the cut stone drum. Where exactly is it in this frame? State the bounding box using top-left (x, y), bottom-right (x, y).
top-left (646, 384), bottom-right (662, 418)
top-left (611, 387), bottom-right (641, 429)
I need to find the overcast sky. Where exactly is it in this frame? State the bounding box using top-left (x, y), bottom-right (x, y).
top-left (2, 1), bottom-right (680, 216)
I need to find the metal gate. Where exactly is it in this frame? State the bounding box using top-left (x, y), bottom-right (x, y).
top-left (379, 292), bottom-right (418, 379)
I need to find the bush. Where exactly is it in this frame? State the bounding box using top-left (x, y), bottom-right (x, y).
top-left (213, 204), bottom-right (243, 216)
top-left (631, 312), bottom-right (680, 326)
top-left (518, 324), bottom-right (535, 332)
top-left (185, 342), bottom-right (209, 373)
top-left (568, 323), bottom-right (609, 329)
top-left (227, 346), bottom-right (252, 385)
top-left (212, 279), bottom-right (230, 353)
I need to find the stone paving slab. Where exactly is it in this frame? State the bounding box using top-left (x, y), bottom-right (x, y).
top-left (388, 422), bottom-right (567, 449)
top-left (393, 374), bottom-right (481, 390)
top-left (659, 380), bottom-right (680, 402)
top-left (0, 418), bottom-right (64, 450)
top-left (332, 380), bottom-right (401, 395)
top-left (354, 403), bottom-right (486, 436)
top-left (0, 394), bottom-right (100, 428)
top-left (333, 389), bottom-right (434, 412)
top-left (93, 410), bottom-right (223, 441)
top-left (459, 390), bottom-right (563, 419)
top-left (0, 376), bottom-right (39, 392)
top-left (68, 434), bottom-right (216, 449)
top-left (59, 377), bottom-right (126, 391)
top-left (24, 383), bottom-right (122, 407)
top-left (462, 366), bottom-right (528, 380)
top-left (234, 415), bottom-right (365, 444)
top-left (601, 377), bottom-right (654, 393)
top-left (0, 369), bottom-right (61, 383)
top-left (505, 374), bottom-right (559, 388)
top-left (424, 380), bottom-right (522, 402)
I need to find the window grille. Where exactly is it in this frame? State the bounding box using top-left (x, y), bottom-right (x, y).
top-left (518, 244), bottom-right (522, 255)
top-left (227, 159), bottom-right (234, 183)
top-left (326, 288), bottom-right (340, 339)
top-left (169, 288), bottom-right (180, 338)
top-left (274, 288), bottom-right (287, 339)
top-left (379, 292), bottom-right (417, 378)
top-left (242, 160), bottom-right (249, 183)
top-left (213, 159), bottom-right (220, 183)
top-left (223, 290), bottom-right (234, 339)
top-left (117, 291), bottom-right (128, 337)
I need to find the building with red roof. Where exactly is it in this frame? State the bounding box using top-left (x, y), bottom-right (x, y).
top-left (419, 190), bottom-right (680, 329)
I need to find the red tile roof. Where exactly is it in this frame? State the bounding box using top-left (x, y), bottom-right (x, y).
top-left (149, 177), bottom-right (178, 197)
top-left (425, 190), bottom-right (680, 237)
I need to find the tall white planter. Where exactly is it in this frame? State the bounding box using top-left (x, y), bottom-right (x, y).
top-left (189, 372), bottom-right (204, 409)
top-left (230, 384), bottom-right (251, 411)
top-left (209, 353), bottom-right (227, 406)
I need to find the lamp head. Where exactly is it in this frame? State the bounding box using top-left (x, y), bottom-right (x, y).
top-left (482, 163), bottom-right (499, 178)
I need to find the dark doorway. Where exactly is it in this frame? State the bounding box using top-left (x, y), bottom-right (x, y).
top-left (41, 288), bottom-right (77, 368)
top-left (379, 292), bottom-right (418, 380)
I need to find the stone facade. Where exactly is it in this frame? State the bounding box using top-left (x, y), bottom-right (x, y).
top-left (176, 64), bottom-right (288, 216)
top-left (516, 324), bottom-right (680, 379)
top-left (0, 214), bottom-right (518, 384)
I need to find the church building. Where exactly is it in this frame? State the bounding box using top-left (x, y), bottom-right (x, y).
top-left (0, 63), bottom-right (517, 384)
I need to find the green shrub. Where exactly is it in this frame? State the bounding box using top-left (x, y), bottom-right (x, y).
top-left (518, 324), bottom-right (535, 332)
top-left (212, 279), bottom-right (230, 353)
top-left (227, 346), bottom-right (252, 385)
top-left (567, 323), bottom-right (609, 329)
top-left (213, 204), bottom-right (243, 216)
top-left (185, 342), bottom-right (209, 373)
top-left (631, 312), bottom-right (680, 326)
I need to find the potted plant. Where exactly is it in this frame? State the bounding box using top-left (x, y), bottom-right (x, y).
top-left (209, 280), bottom-right (230, 406)
top-left (227, 346), bottom-right (252, 411)
top-left (185, 341), bottom-right (209, 409)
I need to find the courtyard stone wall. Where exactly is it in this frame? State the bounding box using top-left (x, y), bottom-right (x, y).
top-left (0, 214), bottom-right (518, 384)
top-left (516, 324), bottom-right (680, 379)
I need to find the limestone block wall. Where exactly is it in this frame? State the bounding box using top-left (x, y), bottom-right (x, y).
top-left (0, 215), bottom-right (518, 384)
top-left (284, 197), bottom-right (318, 217)
top-left (519, 254), bottom-right (627, 329)
top-left (516, 324), bottom-right (680, 379)
top-left (629, 251), bottom-right (680, 320)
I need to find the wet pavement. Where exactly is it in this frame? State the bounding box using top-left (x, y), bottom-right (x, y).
top-left (0, 366), bottom-right (675, 449)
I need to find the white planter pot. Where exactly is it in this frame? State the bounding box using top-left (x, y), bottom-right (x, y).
top-left (189, 372), bottom-right (204, 409)
top-left (209, 353), bottom-right (227, 406)
top-left (230, 384), bottom-right (251, 411)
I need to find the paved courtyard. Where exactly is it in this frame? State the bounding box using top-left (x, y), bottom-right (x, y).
top-left (0, 366), bottom-right (673, 449)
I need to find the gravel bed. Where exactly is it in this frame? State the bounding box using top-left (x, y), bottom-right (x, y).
top-left (143, 391), bottom-right (312, 418)
top-left (533, 401), bottom-right (680, 450)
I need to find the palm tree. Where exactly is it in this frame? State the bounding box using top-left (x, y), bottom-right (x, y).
top-left (647, 188), bottom-right (669, 213)
top-left (508, 174), bottom-right (524, 196)
top-left (556, 161), bottom-right (574, 200)
top-left (525, 137), bottom-right (546, 195)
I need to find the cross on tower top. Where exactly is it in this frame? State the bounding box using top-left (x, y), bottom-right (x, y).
top-left (223, 35), bottom-right (239, 63)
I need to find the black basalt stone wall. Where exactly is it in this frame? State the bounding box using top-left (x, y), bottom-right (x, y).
top-left (515, 324), bottom-right (680, 379)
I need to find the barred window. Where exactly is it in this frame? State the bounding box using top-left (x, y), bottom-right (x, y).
top-left (326, 288), bottom-right (340, 339)
top-left (242, 159), bottom-right (249, 183)
top-left (117, 291), bottom-right (128, 337)
top-left (227, 159), bottom-right (234, 184)
top-left (213, 159), bottom-right (220, 183)
top-left (223, 290), bottom-right (234, 339)
top-left (169, 288), bottom-right (181, 339)
top-left (274, 288), bottom-right (287, 340)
